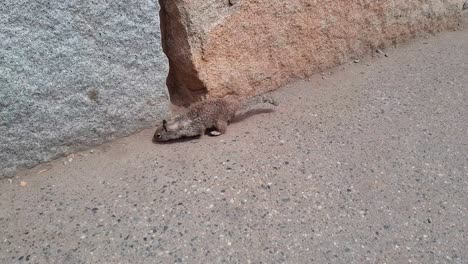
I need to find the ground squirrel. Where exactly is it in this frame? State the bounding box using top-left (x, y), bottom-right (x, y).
top-left (152, 94), bottom-right (278, 142)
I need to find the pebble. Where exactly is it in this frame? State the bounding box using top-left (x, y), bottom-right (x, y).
top-left (376, 49), bottom-right (389, 57)
top-left (37, 168), bottom-right (50, 174)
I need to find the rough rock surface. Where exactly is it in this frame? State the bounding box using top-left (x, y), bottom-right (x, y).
top-left (0, 1), bottom-right (169, 178)
top-left (160, 0), bottom-right (463, 105)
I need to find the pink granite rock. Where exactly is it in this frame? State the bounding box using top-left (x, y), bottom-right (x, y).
top-left (159, 0), bottom-right (462, 105)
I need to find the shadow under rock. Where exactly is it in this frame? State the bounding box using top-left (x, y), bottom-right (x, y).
top-left (152, 135), bottom-right (201, 145)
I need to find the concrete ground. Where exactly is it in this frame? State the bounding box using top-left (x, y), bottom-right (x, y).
top-left (1, 24), bottom-right (467, 264)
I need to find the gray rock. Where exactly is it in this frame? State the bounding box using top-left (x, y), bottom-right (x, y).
top-left (0, 0), bottom-right (169, 178)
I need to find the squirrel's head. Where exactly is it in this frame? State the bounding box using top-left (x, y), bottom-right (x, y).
top-left (152, 118), bottom-right (198, 142)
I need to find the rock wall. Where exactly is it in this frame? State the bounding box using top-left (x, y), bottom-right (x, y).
top-left (160, 0), bottom-right (463, 105)
top-left (0, 1), bottom-right (169, 178)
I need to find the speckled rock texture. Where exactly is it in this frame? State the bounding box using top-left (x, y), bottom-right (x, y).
top-left (0, 1), bottom-right (169, 178)
top-left (160, 0), bottom-right (463, 105)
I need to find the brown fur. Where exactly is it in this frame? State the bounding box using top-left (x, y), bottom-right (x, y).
top-left (153, 94), bottom-right (278, 142)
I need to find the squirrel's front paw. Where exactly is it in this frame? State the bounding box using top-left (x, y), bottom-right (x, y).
top-left (209, 131), bottom-right (222, 136)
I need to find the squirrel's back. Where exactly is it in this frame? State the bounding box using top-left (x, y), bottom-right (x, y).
top-left (184, 94), bottom-right (278, 125)
top-left (185, 97), bottom-right (240, 126)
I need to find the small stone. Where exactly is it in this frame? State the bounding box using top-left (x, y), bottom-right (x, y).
top-left (20, 181), bottom-right (28, 187)
top-left (90, 150), bottom-right (95, 153)
top-left (37, 168), bottom-right (50, 174)
top-left (376, 49), bottom-right (388, 57)
top-left (353, 59), bottom-right (360, 63)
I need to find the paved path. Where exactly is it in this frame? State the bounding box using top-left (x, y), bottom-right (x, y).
top-left (1, 25), bottom-right (467, 263)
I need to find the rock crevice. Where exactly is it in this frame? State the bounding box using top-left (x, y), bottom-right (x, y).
top-left (159, 0), bottom-right (206, 105)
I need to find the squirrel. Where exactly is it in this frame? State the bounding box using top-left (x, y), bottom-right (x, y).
top-left (152, 94), bottom-right (278, 142)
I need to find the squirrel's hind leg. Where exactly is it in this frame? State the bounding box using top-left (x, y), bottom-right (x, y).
top-left (210, 119), bottom-right (228, 136)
